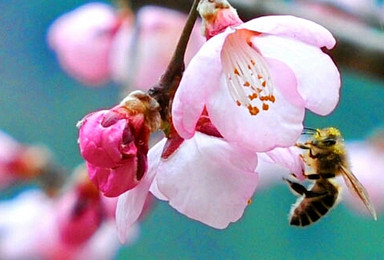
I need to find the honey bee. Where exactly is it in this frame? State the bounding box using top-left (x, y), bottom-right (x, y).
top-left (284, 127), bottom-right (377, 227)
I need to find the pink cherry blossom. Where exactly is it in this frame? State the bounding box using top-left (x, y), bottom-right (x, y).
top-left (0, 164), bottom-right (137, 259)
top-left (48, 4), bottom-right (204, 89)
top-left (48, 3), bottom-right (121, 85)
top-left (0, 187), bottom-right (136, 259)
top-left (110, 5), bottom-right (205, 90)
top-left (56, 173), bottom-right (103, 246)
top-left (116, 132), bottom-right (259, 241)
top-left (78, 91), bottom-right (161, 197)
top-left (0, 131), bottom-right (55, 190)
top-left (172, 2), bottom-right (340, 152)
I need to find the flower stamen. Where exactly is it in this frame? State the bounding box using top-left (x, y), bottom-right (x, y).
top-left (221, 29), bottom-right (275, 116)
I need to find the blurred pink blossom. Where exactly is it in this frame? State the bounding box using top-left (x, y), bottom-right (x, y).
top-left (48, 3), bottom-right (204, 89)
top-left (110, 5), bottom-right (205, 90)
top-left (0, 185), bottom-right (137, 259)
top-left (0, 131), bottom-right (54, 190)
top-left (172, 1), bottom-right (340, 152)
top-left (116, 132), bottom-right (259, 241)
top-left (0, 131), bottom-right (23, 188)
top-left (56, 172), bottom-right (103, 246)
top-left (78, 91), bottom-right (161, 197)
top-left (48, 3), bottom-right (121, 85)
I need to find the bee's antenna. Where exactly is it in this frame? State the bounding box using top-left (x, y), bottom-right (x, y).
top-left (302, 127), bottom-right (318, 135)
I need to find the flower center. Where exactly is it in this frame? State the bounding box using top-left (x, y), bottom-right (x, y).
top-left (221, 29), bottom-right (275, 116)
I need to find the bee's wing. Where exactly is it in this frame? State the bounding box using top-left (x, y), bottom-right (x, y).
top-left (340, 165), bottom-right (377, 220)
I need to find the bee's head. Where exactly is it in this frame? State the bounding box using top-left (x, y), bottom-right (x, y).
top-left (311, 127), bottom-right (343, 151)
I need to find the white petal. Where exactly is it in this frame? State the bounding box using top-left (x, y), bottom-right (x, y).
top-left (252, 35), bottom-right (341, 115)
top-left (263, 146), bottom-right (306, 181)
top-left (154, 132), bottom-right (258, 229)
top-left (240, 15), bottom-right (336, 49)
top-left (115, 138), bottom-right (165, 243)
top-left (172, 31), bottom-right (229, 139)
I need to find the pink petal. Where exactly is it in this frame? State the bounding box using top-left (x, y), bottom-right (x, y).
top-left (207, 60), bottom-right (304, 152)
top-left (172, 32), bottom-right (229, 139)
top-left (56, 191), bottom-right (102, 245)
top-left (0, 131), bottom-right (21, 163)
top-left (74, 221), bottom-right (137, 260)
top-left (240, 15), bottom-right (336, 49)
top-left (79, 110), bottom-right (126, 168)
top-left (116, 138), bottom-right (166, 243)
top-left (87, 161), bottom-right (138, 198)
top-left (252, 34), bottom-right (341, 115)
top-left (263, 146), bottom-right (306, 181)
top-left (0, 190), bottom-right (55, 259)
top-left (110, 6), bottom-right (204, 90)
top-left (256, 154), bottom-right (292, 190)
top-left (48, 3), bottom-right (117, 85)
top-left (265, 58), bottom-right (305, 107)
top-left (154, 133), bottom-right (258, 229)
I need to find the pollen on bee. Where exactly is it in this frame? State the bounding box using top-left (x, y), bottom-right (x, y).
top-left (247, 104), bottom-right (260, 116)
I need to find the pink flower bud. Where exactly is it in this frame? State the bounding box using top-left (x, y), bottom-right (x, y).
top-left (78, 91), bottom-right (161, 197)
top-left (86, 162), bottom-right (141, 197)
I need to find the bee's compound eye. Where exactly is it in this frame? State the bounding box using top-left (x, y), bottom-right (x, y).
top-left (322, 138), bottom-right (336, 146)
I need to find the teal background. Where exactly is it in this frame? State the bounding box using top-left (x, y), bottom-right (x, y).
top-left (1, 1), bottom-right (383, 259)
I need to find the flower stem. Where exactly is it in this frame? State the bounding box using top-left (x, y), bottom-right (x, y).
top-left (148, 0), bottom-right (200, 124)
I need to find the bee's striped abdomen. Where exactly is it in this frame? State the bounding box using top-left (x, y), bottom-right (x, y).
top-left (288, 179), bottom-right (339, 227)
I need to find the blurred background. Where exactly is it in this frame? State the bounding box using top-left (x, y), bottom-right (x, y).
top-left (1, 0), bottom-right (384, 259)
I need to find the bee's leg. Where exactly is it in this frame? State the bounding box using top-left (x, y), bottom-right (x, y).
top-left (296, 143), bottom-right (320, 159)
top-left (296, 143), bottom-right (310, 150)
top-left (283, 178), bottom-right (327, 198)
top-left (308, 149), bottom-right (320, 159)
top-left (321, 173), bottom-right (336, 179)
top-left (306, 173), bottom-right (335, 179)
top-left (283, 178), bottom-right (308, 196)
top-left (306, 174), bottom-right (320, 180)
